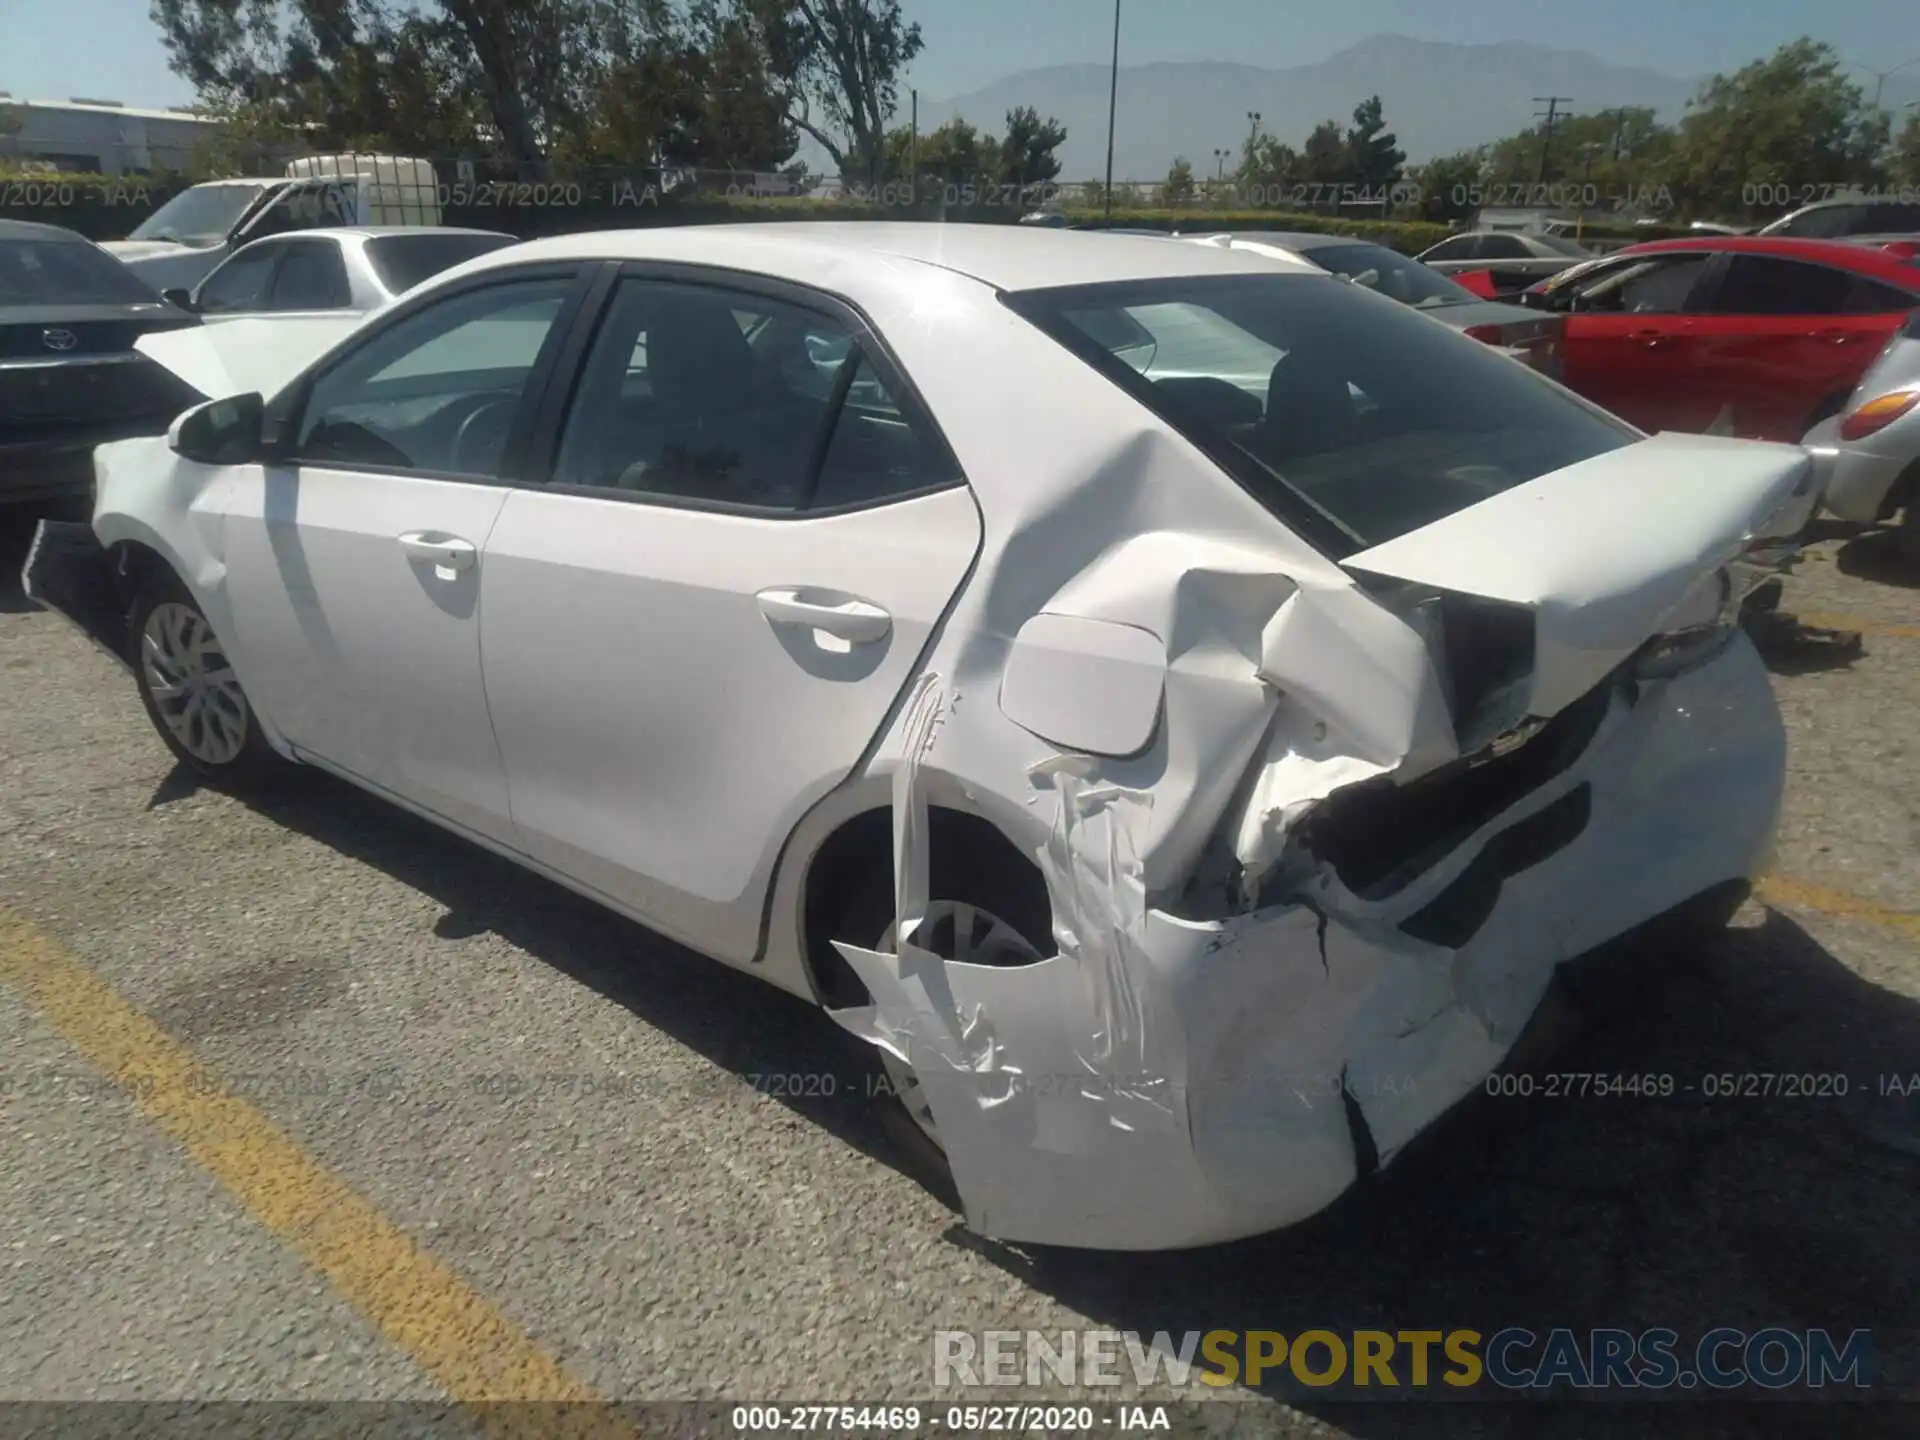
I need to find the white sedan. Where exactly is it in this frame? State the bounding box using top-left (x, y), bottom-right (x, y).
top-left (164, 226), bottom-right (521, 321)
top-left (26, 223), bottom-right (1811, 1251)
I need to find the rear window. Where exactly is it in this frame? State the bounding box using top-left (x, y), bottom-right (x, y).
top-left (364, 233), bottom-right (519, 295)
top-left (1003, 272), bottom-right (1635, 556)
top-left (1535, 233), bottom-right (1594, 258)
top-left (0, 236), bottom-right (160, 306)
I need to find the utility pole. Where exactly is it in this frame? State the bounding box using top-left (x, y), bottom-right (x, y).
top-left (1532, 96), bottom-right (1572, 185)
top-left (909, 89), bottom-right (918, 205)
top-left (1103, 0), bottom-right (1120, 220)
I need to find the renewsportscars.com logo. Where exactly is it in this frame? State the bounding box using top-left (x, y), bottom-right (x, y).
top-left (933, 1328), bottom-right (1873, 1393)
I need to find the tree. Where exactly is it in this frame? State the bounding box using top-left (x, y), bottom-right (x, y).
top-left (1345, 95), bottom-right (1405, 193)
top-left (149, 0), bottom-right (617, 168)
top-left (997, 105), bottom-right (1067, 190)
top-left (1893, 113), bottom-right (1920, 190)
top-left (1162, 155), bottom-right (1196, 203)
top-left (730, 0), bottom-right (922, 184)
top-left (1409, 149), bottom-right (1483, 223)
top-left (1299, 118), bottom-right (1353, 194)
top-left (1671, 38), bottom-right (1886, 220)
top-left (1236, 134), bottom-right (1298, 198)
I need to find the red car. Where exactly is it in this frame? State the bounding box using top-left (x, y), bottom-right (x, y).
top-left (1520, 236), bottom-right (1920, 440)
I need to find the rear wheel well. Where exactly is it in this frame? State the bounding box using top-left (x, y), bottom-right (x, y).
top-left (801, 806), bottom-right (1053, 1008)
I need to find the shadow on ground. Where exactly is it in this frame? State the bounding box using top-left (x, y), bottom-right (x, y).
top-left (175, 765), bottom-right (1919, 1435)
top-left (1836, 529), bottom-right (1920, 591)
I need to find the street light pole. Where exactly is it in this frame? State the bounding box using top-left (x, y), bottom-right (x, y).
top-left (1103, 0), bottom-right (1120, 220)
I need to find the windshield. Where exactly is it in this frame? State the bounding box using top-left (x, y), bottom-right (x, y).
top-left (1295, 242), bottom-right (1473, 309)
top-left (364, 233), bottom-right (520, 295)
top-left (129, 183), bottom-right (277, 245)
top-left (0, 236), bottom-right (161, 305)
top-left (1004, 272), bottom-right (1634, 555)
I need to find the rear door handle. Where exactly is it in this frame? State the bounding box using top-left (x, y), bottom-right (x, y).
top-left (1629, 329), bottom-right (1677, 348)
top-left (1813, 329), bottom-right (1864, 345)
top-left (398, 532), bottom-right (476, 573)
top-left (756, 588), bottom-right (892, 644)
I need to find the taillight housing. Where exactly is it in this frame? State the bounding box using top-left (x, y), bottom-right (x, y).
top-left (1839, 388), bottom-right (1920, 441)
top-left (1463, 323), bottom-right (1503, 344)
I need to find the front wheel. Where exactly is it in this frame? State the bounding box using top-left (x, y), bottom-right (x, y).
top-left (129, 574), bottom-right (285, 787)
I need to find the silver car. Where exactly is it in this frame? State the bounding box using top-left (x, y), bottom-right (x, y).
top-left (1803, 307), bottom-right (1920, 560)
top-left (163, 226), bottom-right (520, 321)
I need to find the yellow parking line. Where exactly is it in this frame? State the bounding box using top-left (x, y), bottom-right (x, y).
top-left (1757, 876), bottom-right (1920, 944)
top-left (1793, 613), bottom-right (1920, 641)
top-left (0, 905), bottom-right (639, 1440)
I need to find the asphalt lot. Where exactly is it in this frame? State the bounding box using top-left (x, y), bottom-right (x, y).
top-left (0, 504), bottom-right (1916, 1438)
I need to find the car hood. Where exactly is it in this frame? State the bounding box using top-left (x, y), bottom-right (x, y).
top-left (1422, 298), bottom-right (1547, 330)
top-left (97, 240), bottom-right (203, 262)
top-left (1341, 431), bottom-right (1817, 720)
top-left (133, 313), bottom-right (366, 403)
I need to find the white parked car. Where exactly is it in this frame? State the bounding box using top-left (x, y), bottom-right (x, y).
top-left (25, 224), bottom-right (1812, 1251)
top-left (1803, 308), bottom-right (1920, 560)
top-left (168, 227), bottom-right (521, 321)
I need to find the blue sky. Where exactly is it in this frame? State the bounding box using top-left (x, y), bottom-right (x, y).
top-left (0, 0), bottom-right (1910, 109)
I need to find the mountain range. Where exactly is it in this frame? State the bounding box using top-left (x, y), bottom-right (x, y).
top-left (908, 34), bottom-right (1920, 181)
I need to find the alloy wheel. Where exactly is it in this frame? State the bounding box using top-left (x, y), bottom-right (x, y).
top-left (141, 602), bottom-right (249, 767)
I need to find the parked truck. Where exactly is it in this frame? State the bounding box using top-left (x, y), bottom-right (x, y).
top-left (99, 156), bottom-right (440, 294)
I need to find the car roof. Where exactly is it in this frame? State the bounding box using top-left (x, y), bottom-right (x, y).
top-left (464, 221), bottom-right (1320, 292)
top-left (0, 217), bottom-right (90, 243)
top-left (1214, 231), bottom-right (1368, 251)
top-left (1614, 234), bottom-right (1920, 282)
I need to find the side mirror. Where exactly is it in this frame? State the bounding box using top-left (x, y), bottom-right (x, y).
top-left (161, 288), bottom-right (197, 312)
top-left (169, 393), bottom-right (265, 465)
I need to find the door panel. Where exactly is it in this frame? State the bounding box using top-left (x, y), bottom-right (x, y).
top-left (479, 484), bottom-right (981, 961)
top-left (1687, 256), bottom-right (1912, 439)
top-left (219, 270), bottom-right (581, 842)
top-left (1553, 253), bottom-right (1716, 430)
top-left (225, 469), bottom-right (514, 838)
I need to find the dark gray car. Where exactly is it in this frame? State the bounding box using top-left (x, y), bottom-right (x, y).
top-left (1188, 231), bottom-right (1567, 378)
top-left (1415, 230), bottom-right (1595, 295)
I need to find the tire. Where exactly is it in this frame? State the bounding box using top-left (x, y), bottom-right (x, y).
top-left (128, 572), bottom-right (286, 789)
top-left (828, 845), bottom-right (1053, 1190)
top-left (1898, 497), bottom-right (1920, 566)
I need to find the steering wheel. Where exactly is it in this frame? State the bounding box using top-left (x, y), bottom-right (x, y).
top-left (450, 396), bottom-right (520, 474)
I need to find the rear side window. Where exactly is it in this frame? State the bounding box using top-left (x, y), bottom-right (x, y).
top-left (549, 276), bottom-right (958, 511)
top-left (1005, 272), bottom-right (1635, 556)
top-left (268, 242), bottom-right (351, 310)
top-left (1708, 256), bottom-right (1913, 315)
top-left (365, 233), bottom-right (520, 295)
top-left (0, 235), bottom-right (159, 305)
top-left (1477, 234), bottom-right (1530, 259)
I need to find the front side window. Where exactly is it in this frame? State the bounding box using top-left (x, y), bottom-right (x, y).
top-left (1006, 272), bottom-right (1635, 554)
top-left (1421, 235), bottom-right (1479, 262)
top-left (550, 278), bottom-right (957, 510)
top-left (195, 245), bottom-right (281, 314)
top-left (1772, 204), bottom-right (1868, 239)
top-left (292, 275), bottom-right (573, 478)
top-left (1544, 254), bottom-right (1712, 314)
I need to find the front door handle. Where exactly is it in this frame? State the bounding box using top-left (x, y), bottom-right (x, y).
top-left (1629, 329), bottom-right (1676, 349)
top-left (756, 588), bottom-right (892, 644)
top-left (1812, 329), bottom-right (1863, 345)
top-left (398, 532), bottom-right (476, 573)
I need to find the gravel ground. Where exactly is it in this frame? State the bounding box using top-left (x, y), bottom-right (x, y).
top-left (0, 506), bottom-right (1915, 1438)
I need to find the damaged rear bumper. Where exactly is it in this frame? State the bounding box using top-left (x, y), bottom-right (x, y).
top-left (20, 520), bottom-right (132, 672)
top-left (835, 636), bottom-right (1783, 1251)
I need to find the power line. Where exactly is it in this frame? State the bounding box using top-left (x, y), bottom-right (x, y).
top-left (1533, 96), bottom-right (1572, 185)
